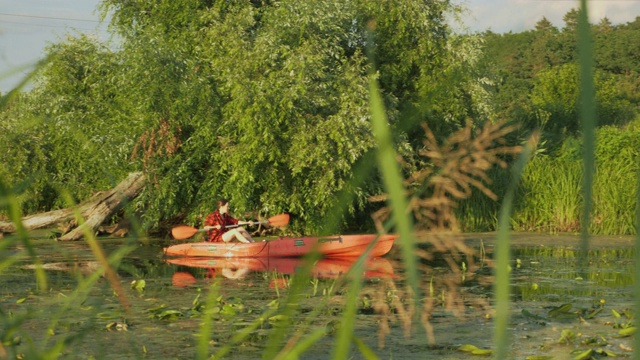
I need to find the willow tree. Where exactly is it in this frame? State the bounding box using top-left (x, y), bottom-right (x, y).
top-left (89, 0), bottom-right (484, 233)
top-left (0, 34), bottom-right (142, 213)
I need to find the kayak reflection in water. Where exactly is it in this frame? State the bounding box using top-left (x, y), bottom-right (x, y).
top-left (172, 267), bottom-right (252, 287)
top-left (204, 198), bottom-right (255, 243)
top-left (206, 267), bottom-right (251, 280)
top-left (168, 257), bottom-right (397, 284)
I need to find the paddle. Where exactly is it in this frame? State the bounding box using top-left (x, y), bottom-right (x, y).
top-left (171, 213), bottom-right (290, 240)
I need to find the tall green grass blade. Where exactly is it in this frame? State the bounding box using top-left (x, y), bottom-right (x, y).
top-left (635, 167), bottom-right (640, 358)
top-left (352, 336), bottom-right (380, 360)
top-left (577, 0), bottom-right (596, 268)
top-left (277, 328), bottom-right (327, 360)
top-left (368, 76), bottom-right (419, 306)
top-left (322, 150), bottom-right (376, 234)
top-left (62, 191), bottom-right (131, 311)
top-left (272, 247), bottom-right (380, 359)
top-left (365, 21), bottom-right (418, 308)
top-left (494, 134), bottom-right (537, 359)
top-left (331, 257), bottom-right (365, 359)
top-left (0, 58), bottom-right (47, 107)
top-left (197, 282), bottom-right (219, 360)
top-left (42, 245), bottom-right (133, 356)
top-left (214, 306), bottom-right (279, 360)
top-left (263, 252), bottom-right (320, 359)
top-left (196, 279), bottom-right (222, 360)
top-left (0, 179), bottom-right (47, 291)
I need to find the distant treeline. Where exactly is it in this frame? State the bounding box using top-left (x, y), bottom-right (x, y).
top-left (478, 11), bottom-right (640, 150)
top-left (460, 11), bottom-right (640, 235)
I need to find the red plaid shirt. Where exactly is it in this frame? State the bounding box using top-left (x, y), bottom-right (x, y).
top-left (203, 210), bottom-right (238, 242)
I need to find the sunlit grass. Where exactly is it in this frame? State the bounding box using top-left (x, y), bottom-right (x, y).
top-left (635, 164), bottom-right (640, 359)
top-left (493, 133), bottom-right (537, 358)
top-left (492, 1), bottom-right (600, 358)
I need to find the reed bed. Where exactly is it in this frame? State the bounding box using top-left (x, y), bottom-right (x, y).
top-left (458, 137), bottom-right (639, 236)
top-left (515, 157), bottom-right (583, 233)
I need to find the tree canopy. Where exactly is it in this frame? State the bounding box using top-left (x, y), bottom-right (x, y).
top-left (478, 12), bottom-right (640, 152)
top-left (1, 0), bottom-right (485, 234)
top-left (2, 4), bottom-right (639, 235)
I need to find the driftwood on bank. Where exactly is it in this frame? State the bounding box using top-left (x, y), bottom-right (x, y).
top-left (0, 172), bottom-right (145, 241)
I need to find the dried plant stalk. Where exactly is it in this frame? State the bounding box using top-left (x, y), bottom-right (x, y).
top-left (370, 120), bottom-right (520, 346)
top-left (372, 119), bottom-right (521, 232)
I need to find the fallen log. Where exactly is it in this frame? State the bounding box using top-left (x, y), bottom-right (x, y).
top-left (0, 191), bottom-right (106, 233)
top-left (0, 172), bottom-right (146, 241)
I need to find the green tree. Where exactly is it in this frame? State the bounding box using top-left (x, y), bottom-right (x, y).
top-left (94, 0), bottom-right (483, 233)
top-left (530, 63), bottom-right (635, 146)
top-left (0, 35), bottom-right (139, 211)
top-left (562, 8), bottom-right (579, 33)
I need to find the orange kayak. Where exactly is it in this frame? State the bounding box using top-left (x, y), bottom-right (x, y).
top-left (166, 256), bottom-right (396, 280)
top-left (164, 234), bottom-right (397, 258)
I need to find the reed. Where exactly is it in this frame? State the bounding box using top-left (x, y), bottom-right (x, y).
top-left (635, 163), bottom-right (640, 360)
top-left (459, 125), bottom-right (640, 235)
top-left (494, 1), bottom-right (602, 357)
top-left (592, 154), bottom-right (638, 234)
top-left (515, 156), bottom-right (583, 233)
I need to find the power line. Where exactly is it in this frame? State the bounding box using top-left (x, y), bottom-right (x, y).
top-left (0, 19), bottom-right (100, 31)
top-left (0, 12), bottom-right (100, 23)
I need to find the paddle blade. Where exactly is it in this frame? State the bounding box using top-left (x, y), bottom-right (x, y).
top-left (171, 225), bottom-right (199, 240)
top-left (267, 213), bottom-right (290, 227)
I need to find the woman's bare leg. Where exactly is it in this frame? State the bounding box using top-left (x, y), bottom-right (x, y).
top-left (222, 228), bottom-right (253, 243)
top-left (238, 228), bottom-right (254, 242)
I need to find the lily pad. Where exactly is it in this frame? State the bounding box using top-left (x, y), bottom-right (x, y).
top-left (458, 344), bottom-right (493, 356)
top-left (616, 326), bottom-right (637, 337)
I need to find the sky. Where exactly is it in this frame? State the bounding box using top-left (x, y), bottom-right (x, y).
top-left (2, 0), bottom-right (640, 93)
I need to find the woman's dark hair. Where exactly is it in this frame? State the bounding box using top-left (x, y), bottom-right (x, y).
top-left (217, 198), bottom-right (229, 208)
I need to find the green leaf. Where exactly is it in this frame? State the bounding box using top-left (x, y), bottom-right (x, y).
top-left (522, 309), bottom-right (546, 320)
top-left (471, 349), bottom-right (493, 356)
top-left (572, 349), bottom-right (593, 360)
top-left (458, 344), bottom-right (480, 352)
top-left (268, 315), bottom-right (289, 324)
top-left (617, 326), bottom-right (637, 337)
top-left (220, 304), bottom-right (237, 316)
top-left (548, 303), bottom-right (573, 317)
top-left (558, 329), bottom-right (575, 344)
top-left (131, 279), bottom-right (146, 292)
top-left (156, 310), bottom-right (183, 320)
top-left (584, 307), bottom-right (602, 319)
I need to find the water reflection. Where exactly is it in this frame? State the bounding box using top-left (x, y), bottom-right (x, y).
top-left (510, 246), bottom-right (635, 301)
top-left (3, 235), bottom-right (638, 358)
top-left (166, 256), bottom-right (397, 286)
top-left (393, 244), bottom-right (636, 315)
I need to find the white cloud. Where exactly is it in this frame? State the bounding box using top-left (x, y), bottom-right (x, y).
top-left (589, 1), bottom-right (640, 25)
top-left (461, 0), bottom-right (640, 33)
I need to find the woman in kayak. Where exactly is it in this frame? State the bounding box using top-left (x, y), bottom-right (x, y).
top-left (204, 198), bottom-right (255, 243)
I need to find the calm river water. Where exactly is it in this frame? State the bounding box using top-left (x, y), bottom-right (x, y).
top-left (0, 232), bottom-right (636, 359)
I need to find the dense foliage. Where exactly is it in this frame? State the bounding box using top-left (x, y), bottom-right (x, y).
top-left (1, 0), bottom-right (485, 234)
top-left (456, 13), bottom-right (640, 235)
top-left (478, 15), bottom-right (640, 151)
top-left (0, 3), bottom-right (639, 235)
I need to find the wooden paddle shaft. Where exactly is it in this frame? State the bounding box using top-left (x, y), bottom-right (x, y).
top-left (202, 220), bottom-right (268, 232)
